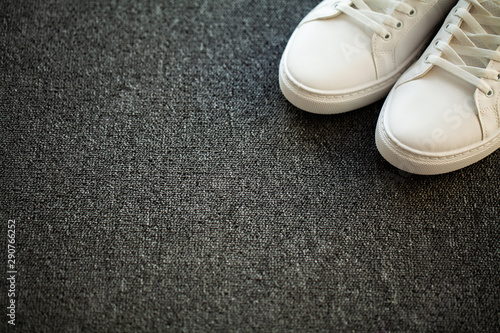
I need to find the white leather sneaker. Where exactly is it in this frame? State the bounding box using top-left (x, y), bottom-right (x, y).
top-left (279, 0), bottom-right (456, 114)
top-left (376, 0), bottom-right (500, 175)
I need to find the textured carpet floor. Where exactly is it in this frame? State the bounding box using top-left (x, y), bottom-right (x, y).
top-left (1, 0), bottom-right (499, 332)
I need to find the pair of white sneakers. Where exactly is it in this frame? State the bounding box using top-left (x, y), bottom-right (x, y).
top-left (279, 0), bottom-right (500, 175)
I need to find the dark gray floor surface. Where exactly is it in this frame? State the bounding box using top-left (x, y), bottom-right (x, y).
top-left (2, 0), bottom-right (499, 331)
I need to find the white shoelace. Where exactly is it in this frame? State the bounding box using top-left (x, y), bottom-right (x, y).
top-left (334, 0), bottom-right (423, 39)
top-left (426, 0), bottom-right (500, 96)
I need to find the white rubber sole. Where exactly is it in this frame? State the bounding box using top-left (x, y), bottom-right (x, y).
top-left (278, 39), bottom-right (428, 115)
top-left (375, 90), bottom-right (500, 175)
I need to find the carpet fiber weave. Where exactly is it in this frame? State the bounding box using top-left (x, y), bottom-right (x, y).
top-left (1, 0), bottom-right (499, 331)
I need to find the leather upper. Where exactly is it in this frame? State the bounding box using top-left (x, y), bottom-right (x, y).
top-left (383, 0), bottom-right (500, 154)
top-left (283, 0), bottom-right (457, 92)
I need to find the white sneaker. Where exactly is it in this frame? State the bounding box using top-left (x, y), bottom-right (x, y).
top-left (279, 0), bottom-right (456, 114)
top-left (376, 0), bottom-right (500, 175)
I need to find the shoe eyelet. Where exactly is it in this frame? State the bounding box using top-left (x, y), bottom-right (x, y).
top-left (434, 40), bottom-right (440, 48)
top-left (423, 55), bottom-right (430, 63)
top-left (497, 73), bottom-right (500, 81)
top-left (396, 21), bottom-right (403, 29)
top-left (486, 89), bottom-right (494, 97)
top-left (408, 9), bottom-right (416, 16)
top-left (384, 33), bottom-right (392, 40)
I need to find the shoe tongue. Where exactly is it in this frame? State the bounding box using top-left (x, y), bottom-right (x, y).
top-left (480, 0), bottom-right (500, 17)
top-left (470, 1), bottom-right (500, 34)
top-left (451, 1), bottom-right (500, 68)
top-left (358, 0), bottom-right (401, 15)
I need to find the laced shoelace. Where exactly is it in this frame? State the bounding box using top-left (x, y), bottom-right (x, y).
top-left (426, 0), bottom-right (500, 96)
top-left (334, 0), bottom-right (425, 40)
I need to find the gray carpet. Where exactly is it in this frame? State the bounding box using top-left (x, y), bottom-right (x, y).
top-left (1, 0), bottom-right (499, 332)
